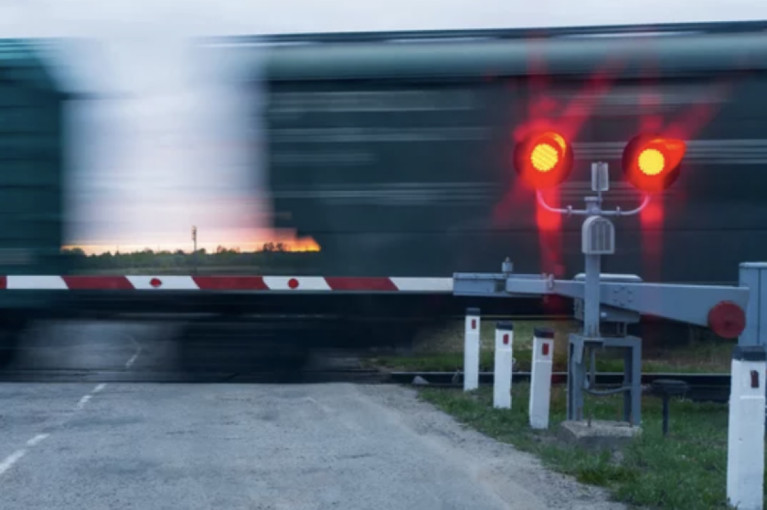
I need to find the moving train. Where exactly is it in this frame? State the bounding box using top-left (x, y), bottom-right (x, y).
top-left (248, 21), bottom-right (767, 284)
top-left (1, 20), bottom-right (767, 360)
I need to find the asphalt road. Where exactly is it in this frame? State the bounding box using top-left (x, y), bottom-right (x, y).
top-left (0, 321), bottom-right (624, 509)
top-left (0, 382), bottom-right (624, 510)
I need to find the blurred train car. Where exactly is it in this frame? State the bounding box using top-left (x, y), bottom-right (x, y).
top-left (0, 40), bottom-right (68, 362)
top-left (242, 22), bottom-right (767, 285)
top-left (2, 22), bottom-right (767, 365)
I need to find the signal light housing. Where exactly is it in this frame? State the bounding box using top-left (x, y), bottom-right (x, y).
top-left (622, 135), bottom-right (686, 193)
top-left (513, 130), bottom-right (574, 189)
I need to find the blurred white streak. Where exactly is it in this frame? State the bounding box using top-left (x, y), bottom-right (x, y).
top-left (62, 37), bottom-right (267, 250)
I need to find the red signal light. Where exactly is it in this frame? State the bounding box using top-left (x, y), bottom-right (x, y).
top-left (622, 135), bottom-right (686, 193)
top-left (513, 131), bottom-right (574, 189)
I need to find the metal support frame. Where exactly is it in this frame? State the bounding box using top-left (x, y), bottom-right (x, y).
top-left (453, 161), bottom-right (752, 428)
top-left (453, 274), bottom-right (748, 328)
top-left (567, 334), bottom-right (641, 425)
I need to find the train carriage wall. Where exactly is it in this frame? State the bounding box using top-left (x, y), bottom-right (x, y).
top-left (258, 27), bottom-right (767, 285)
top-left (0, 40), bottom-right (68, 317)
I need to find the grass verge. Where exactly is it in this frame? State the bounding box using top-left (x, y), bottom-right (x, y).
top-left (419, 384), bottom-right (744, 509)
top-left (365, 319), bottom-right (734, 373)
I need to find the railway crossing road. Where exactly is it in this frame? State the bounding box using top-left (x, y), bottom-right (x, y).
top-left (0, 381), bottom-right (623, 510)
top-left (0, 321), bottom-right (624, 509)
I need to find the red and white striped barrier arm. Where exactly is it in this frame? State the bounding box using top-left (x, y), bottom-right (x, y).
top-left (0, 275), bottom-right (453, 293)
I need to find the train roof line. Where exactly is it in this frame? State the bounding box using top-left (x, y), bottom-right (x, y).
top-left (206, 19), bottom-right (767, 46)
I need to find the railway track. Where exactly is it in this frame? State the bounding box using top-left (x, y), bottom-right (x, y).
top-left (0, 362), bottom-right (731, 403)
top-left (387, 371), bottom-right (732, 402)
top-left (0, 367), bottom-right (386, 383)
top-left (0, 318), bottom-right (733, 403)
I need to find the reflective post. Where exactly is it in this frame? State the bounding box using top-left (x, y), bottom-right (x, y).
top-left (463, 308), bottom-right (480, 392)
top-left (727, 346), bottom-right (766, 510)
top-left (530, 328), bottom-right (554, 429)
top-left (493, 322), bottom-right (513, 409)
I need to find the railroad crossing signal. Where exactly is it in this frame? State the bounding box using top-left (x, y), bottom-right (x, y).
top-left (457, 136), bottom-right (764, 507)
top-left (512, 131), bottom-right (685, 193)
top-left (622, 134), bottom-right (686, 193)
top-left (513, 130), bottom-right (574, 189)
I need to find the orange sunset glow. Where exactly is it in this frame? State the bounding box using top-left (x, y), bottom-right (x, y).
top-left (65, 235), bottom-right (321, 256)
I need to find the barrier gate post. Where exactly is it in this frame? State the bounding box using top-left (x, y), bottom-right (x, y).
top-left (493, 322), bottom-right (513, 409)
top-left (726, 347), bottom-right (765, 510)
top-left (726, 262), bottom-right (767, 510)
top-left (464, 308), bottom-right (480, 392)
top-left (530, 328), bottom-right (554, 429)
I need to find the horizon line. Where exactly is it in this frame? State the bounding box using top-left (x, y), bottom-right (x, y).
top-left (62, 242), bottom-right (321, 256)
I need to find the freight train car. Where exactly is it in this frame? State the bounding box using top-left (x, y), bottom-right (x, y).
top-left (240, 21), bottom-right (767, 287)
top-left (3, 23), bottom-right (767, 366)
top-left (0, 40), bottom-right (68, 362)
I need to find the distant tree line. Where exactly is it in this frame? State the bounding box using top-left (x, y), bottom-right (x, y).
top-left (61, 244), bottom-right (319, 272)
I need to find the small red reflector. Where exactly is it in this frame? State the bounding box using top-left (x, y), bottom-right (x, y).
top-left (288, 278), bottom-right (299, 289)
top-left (471, 319), bottom-right (476, 330)
top-left (542, 342), bottom-right (550, 356)
top-left (751, 370), bottom-right (760, 389)
top-left (150, 278), bottom-right (162, 288)
top-left (503, 334), bottom-right (509, 345)
top-left (707, 301), bottom-right (746, 339)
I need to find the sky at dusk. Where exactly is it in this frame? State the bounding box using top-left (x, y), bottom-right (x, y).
top-left (1, 0), bottom-right (766, 253)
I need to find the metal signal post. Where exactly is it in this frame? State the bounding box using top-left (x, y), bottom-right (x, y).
top-left (453, 161), bottom-right (750, 426)
top-left (192, 225), bottom-right (198, 275)
top-left (539, 162), bottom-right (647, 423)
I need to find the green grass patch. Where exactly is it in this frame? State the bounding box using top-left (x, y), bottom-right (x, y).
top-left (419, 385), bottom-right (746, 509)
top-left (367, 319), bottom-right (735, 374)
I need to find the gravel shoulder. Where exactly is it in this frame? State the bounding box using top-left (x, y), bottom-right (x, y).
top-left (356, 384), bottom-right (625, 510)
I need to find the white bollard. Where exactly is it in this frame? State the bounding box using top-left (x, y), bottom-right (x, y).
top-left (463, 308), bottom-right (481, 392)
top-left (529, 327), bottom-right (554, 429)
top-left (493, 321), bottom-right (513, 409)
top-left (727, 346), bottom-right (766, 510)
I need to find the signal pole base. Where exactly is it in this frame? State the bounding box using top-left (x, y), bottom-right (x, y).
top-left (559, 419), bottom-right (641, 450)
top-left (566, 334), bottom-right (642, 426)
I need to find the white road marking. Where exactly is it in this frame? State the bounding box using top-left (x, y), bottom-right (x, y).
top-left (125, 334), bottom-right (142, 369)
top-left (305, 396), bottom-right (334, 415)
top-left (125, 353), bottom-right (139, 368)
top-left (0, 450), bottom-right (26, 476)
top-left (1, 378), bottom-right (113, 479)
top-left (0, 333), bottom-right (139, 480)
top-left (26, 434), bottom-right (49, 447)
top-left (76, 395), bottom-right (92, 409)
